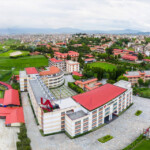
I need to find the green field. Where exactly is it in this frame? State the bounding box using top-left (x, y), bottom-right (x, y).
top-left (88, 62), bottom-right (116, 71)
top-left (0, 55), bottom-right (48, 70)
top-left (0, 91), bottom-right (4, 98)
top-left (0, 55), bottom-right (48, 82)
top-left (134, 139), bottom-right (150, 150)
top-left (0, 50), bottom-right (29, 57)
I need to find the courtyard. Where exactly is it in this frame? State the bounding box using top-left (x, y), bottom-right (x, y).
top-left (50, 85), bottom-right (77, 100)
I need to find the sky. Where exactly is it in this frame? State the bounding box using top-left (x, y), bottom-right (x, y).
top-left (0, 0), bottom-right (150, 31)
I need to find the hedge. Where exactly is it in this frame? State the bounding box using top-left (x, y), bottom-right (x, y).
top-left (68, 82), bottom-right (84, 93)
top-left (17, 124), bottom-right (31, 150)
top-left (98, 135), bottom-right (113, 143)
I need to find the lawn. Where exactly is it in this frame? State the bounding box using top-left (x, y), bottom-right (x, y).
top-left (0, 55), bottom-right (48, 70)
top-left (135, 110), bottom-right (142, 116)
top-left (88, 62), bottom-right (116, 71)
top-left (134, 139), bottom-right (150, 150)
top-left (0, 91), bottom-right (4, 98)
top-left (98, 135), bottom-right (113, 143)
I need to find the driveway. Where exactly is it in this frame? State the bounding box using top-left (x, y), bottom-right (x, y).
top-left (0, 120), bottom-right (19, 150)
top-left (22, 93), bottom-right (150, 150)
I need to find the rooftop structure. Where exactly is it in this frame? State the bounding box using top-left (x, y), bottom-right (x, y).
top-left (25, 67), bottom-right (38, 75)
top-left (122, 55), bottom-right (138, 61)
top-left (0, 89), bottom-right (20, 106)
top-left (72, 71), bottom-right (83, 77)
top-left (39, 66), bottom-right (60, 76)
top-left (72, 83), bottom-right (126, 111)
top-left (67, 110), bottom-right (88, 120)
top-left (0, 107), bottom-right (24, 125)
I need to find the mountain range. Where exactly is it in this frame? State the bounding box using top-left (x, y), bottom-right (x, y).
top-left (0, 27), bottom-right (149, 35)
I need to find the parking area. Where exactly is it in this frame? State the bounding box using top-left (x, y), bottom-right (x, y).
top-left (22, 93), bottom-right (150, 150)
top-left (0, 119), bottom-right (19, 150)
top-left (50, 85), bottom-right (77, 100)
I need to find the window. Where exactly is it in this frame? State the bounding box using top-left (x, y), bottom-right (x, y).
top-left (92, 118), bottom-right (97, 122)
top-left (75, 121), bottom-right (81, 125)
top-left (92, 114), bottom-right (97, 118)
top-left (105, 107), bottom-right (110, 112)
top-left (83, 122), bottom-right (88, 126)
top-left (92, 110), bottom-right (97, 114)
top-left (83, 118), bottom-right (89, 122)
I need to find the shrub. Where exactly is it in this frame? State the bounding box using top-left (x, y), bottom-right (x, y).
top-left (98, 135), bottom-right (113, 143)
top-left (68, 82), bottom-right (84, 93)
top-left (135, 110), bottom-right (142, 116)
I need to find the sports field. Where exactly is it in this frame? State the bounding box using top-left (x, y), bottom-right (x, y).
top-left (134, 139), bottom-right (150, 150)
top-left (0, 91), bottom-right (4, 98)
top-left (88, 62), bottom-right (116, 71)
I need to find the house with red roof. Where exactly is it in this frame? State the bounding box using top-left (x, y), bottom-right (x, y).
top-left (54, 51), bottom-right (79, 61)
top-left (75, 78), bottom-right (102, 91)
top-left (49, 58), bottom-right (66, 71)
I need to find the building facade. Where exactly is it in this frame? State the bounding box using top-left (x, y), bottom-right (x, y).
top-left (39, 66), bottom-right (64, 88)
top-left (124, 70), bottom-right (150, 85)
top-left (66, 60), bottom-right (80, 73)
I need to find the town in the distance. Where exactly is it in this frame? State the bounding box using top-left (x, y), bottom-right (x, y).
top-left (0, 33), bottom-right (150, 150)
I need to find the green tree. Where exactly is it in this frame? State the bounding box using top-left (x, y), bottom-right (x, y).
top-left (67, 55), bottom-right (71, 60)
top-left (117, 75), bottom-right (128, 81)
top-left (138, 53), bottom-right (144, 60)
top-left (138, 78), bottom-right (144, 86)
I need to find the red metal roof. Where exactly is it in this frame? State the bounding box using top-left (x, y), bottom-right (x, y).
top-left (39, 66), bottom-right (60, 76)
top-left (25, 67), bottom-right (38, 75)
top-left (122, 55), bottom-right (137, 61)
top-left (50, 58), bottom-right (63, 63)
top-left (72, 71), bottom-right (83, 77)
top-left (3, 89), bottom-right (20, 106)
top-left (85, 58), bottom-right (95, 61)
top-left (72, 83), bottom-right (126, 111)
top-left (0, 107), bottom-right (24, 124)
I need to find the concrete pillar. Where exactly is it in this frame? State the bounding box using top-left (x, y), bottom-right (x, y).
top-left (109, 113), bottom-right (112, 121)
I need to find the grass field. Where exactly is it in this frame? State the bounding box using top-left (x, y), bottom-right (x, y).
top-left (0, 50), bottom-right (29, 57)
top-left (0, 55), bottom-right (48, 70)
top-left (134, 139), bottom-right (150, 150)
top-left (88, 62), bottom-right (116, 71)
top-left (0, 91), bottom-right (4, 98)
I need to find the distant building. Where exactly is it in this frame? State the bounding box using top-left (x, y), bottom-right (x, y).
top-left (66, 60), bottom-right (80, 73)
top-left (49, 58), bottom-right (66, 71)
top-left (124, 70), bottom-right (150, 85)
top-left (122, 55), bottom-right (138, 62)
top-left (85, 58), bottom-right (96, 63)
top-left (75, 78), bottom-right (102, 91)
top-left (54, 51), bottom-right (79, 61)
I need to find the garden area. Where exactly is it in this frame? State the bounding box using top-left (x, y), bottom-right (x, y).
top-left (133, 139), bottom-right (150, 150)
top-left (97, 135), bottom-right (113, 143)
top-left (133, 87), bottom-right (150, 99)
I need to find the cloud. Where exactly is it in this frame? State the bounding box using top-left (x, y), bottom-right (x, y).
top-left (0, 0), bottom-right (150, 31)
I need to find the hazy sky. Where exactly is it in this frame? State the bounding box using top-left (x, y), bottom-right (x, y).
top-left (0, 0), bottom-right (150, 31)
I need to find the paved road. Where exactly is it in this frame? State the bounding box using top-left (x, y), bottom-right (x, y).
top-left (22, 93), bottom-right (150, 150)
top-left (0, 120), bottom-right (19, 150)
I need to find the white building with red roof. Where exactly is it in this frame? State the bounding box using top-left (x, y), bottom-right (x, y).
top-left (66, 60), bottom-right (80, 73)
top-left (49, 58), bottom-right (66, 71)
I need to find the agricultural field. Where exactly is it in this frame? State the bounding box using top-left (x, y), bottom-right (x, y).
top-left (88, 62), bottom-right (117, 71)
top-left (134, 139), bottom-right (150, 150)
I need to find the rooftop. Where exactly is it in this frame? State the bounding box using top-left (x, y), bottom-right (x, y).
top-left (66, 60), bottom-right (79, 64)
top-left (67, 110), bottom-right (88, 120)
top-left (72, 83), bottom-right (126, 111)
top-left (50, 58), bottom-right (63, 63)
top-left (39, 66), bottom-right (60, 76)
top-left (25, 67), bottom-right (38, 75)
